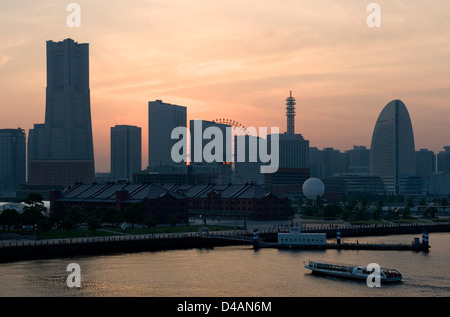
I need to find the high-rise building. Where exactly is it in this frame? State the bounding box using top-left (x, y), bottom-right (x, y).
top-left (148, 100), bottom-right (187, 167)
top-left (322, 147), bottom-right (346, 177)
top-left (29, 38), bottom-right (95, 187)
top-left (234, 134), bottom-right (264, 185)
top-left (270, 133), bottom-right (309, 169)
top-left (416, 149), bottom-right (436, 177)
top-left (370, 100), bottom-right (416, 195)
top-left (308, 147), bottom-right (346, 178)
top-left (309, 147), bottom-right (325, 178)
top-left (111, 125), bottom-right (142, 182)
top-left (437, 146), bottom-right (450, 174)
top-left (27, 123), bottom-right (45, 180)
top-left (190, 119), bottom-right (232, 165)
top-left (0, 128), bottom-right (26, 191)
top-left (345, 146), bottom-right (370, 174)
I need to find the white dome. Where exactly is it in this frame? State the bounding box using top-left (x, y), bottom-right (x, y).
top-left (302, 178), bottom-right (325, 200)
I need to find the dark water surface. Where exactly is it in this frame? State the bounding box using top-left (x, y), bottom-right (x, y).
top-left (0, 233), bottom-right (449, 297)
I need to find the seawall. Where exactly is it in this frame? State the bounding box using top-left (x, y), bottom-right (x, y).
top-left (0, 236), bottom-right (250, 263)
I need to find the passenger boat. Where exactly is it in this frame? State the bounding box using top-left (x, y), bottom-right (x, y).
top-left (304, 260), bottom-right (402, 283)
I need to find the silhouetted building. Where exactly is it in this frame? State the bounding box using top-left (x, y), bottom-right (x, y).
top-left (166, 183), bottom-right (290, 221)
top-left (111, 125), bottom-right (142, 183)
top-left (51, 182), bottom-right (289, 223)
top-left (321, 178), bottom-right (347, 202)
top-left (234, 134), bottom-right (264, 185)
top-left (148, 100), bottom-right (187, 167)
top-left (309, 147), bottom-right (325, 178)
top-left (308, 147), bottom-right (346, 177)
top-left (370, 100), bottom-right (416, 195)
top-left (29, 38), bottom-right (95, 187)
top-left (0, 128), bottom-right (26, 192)
top-left (27, 123), bottom-right (45, 181)
top-left (133, 164), bottom-right (232, 185)
top-left (332, 173), bottom-right (386, 195)
top-left (416, 149), bottom-right (436, 177)
top-left (51, 183), bottom-right (188, 225)
top-left (264, 168), bottom-right (310, 197)
top-left (437, 146), bottom-right (450, 174)
top-left (345, 146), bottom-right (370, 174)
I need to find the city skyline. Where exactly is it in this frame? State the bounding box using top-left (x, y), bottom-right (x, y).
top-left (1, 1), bottom-right (450, 173)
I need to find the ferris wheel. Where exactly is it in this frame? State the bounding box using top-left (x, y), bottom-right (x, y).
top-left (212, 118), bottom-right (251, 136)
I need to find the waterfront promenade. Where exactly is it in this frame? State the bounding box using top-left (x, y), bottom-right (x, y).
top-left (0, 220), bottom-right (449, 262)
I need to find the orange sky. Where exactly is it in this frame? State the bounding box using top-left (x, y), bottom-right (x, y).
top-left (1, 0), bottom-right (449, 172)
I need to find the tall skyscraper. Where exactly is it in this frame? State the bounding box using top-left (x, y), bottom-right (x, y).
top-left (148, 100), bottom-right (187, 167)
top-left (111, 125), bottom-right (142, 182)
top-left (29, 38), bottom-right (95, 187)
top-left (285, 91), bottom-right (296, 135)
top-left (370, 99), bottom-right (416, 195)
top-left (0, 128), bottom-right (26, 191)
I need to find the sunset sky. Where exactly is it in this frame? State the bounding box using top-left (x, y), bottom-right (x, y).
top-left (1, 0), bottom-right (449, 172)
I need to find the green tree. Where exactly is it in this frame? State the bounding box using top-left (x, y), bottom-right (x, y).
top-left (22, 193), bottom-right (47, 235)
top-left (103, 207), bottom-right (124, 226)
top-left (60, 218), bottom-right (75, 230)
top-left (441, 198), bottom-right (448, 212)
top-left (68, 206), bottom-right (87, 227)
top-left (38, 217), bottom-right (52, 234)
top-left (402, 206), bottom-right (411, 219)
top-left (347, 197), bottom-right (357, 213)
top-left (323, 203), bottom-right (341, 219)
top-left (377, 197), bottom-right (384, 210)
top-left (144, 217), bottom-right (157, 228)
top-left (51, 202), bottom-right (68, 226)
top-left (356, 205), bottom-right (369, 221)
top-left (386, 207), bottom-right (395, 220)
top-left (170, 216), bottom-right (177, 227)
top-left (94, 207), bottom-right (104, 220)
top-left (407, 197), bottom-right (414, 209)
top-left (86, 216), bottom-right (101, 231)
top-left (341, 208), bottom-right (351, 221)
top-left (123, 202), bottom-right (145, 228)
top-left (0, 209), bottom-right (22, 232)
top-left (361, 197), bottom-right (369, 209)
top-left (423, 206), bottom-right (437, 218)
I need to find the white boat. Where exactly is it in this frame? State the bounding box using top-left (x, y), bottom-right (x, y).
top-left (304, 260), bottom-right (402, 283)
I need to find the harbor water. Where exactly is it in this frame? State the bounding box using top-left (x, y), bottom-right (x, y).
top-left (0, 233), bottom-right (449, 297)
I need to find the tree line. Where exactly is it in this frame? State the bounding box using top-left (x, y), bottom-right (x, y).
top-left (0, 193), bottom-right (159, 237)
top-left (299, 194), bottom-right (449, 221)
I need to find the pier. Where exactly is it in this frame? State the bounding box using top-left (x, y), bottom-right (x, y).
top-left (254, 241), bottom-right (430, 252)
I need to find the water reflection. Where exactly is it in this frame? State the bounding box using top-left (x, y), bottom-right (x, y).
top-left (0, 233), bottom-right (449, 297)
